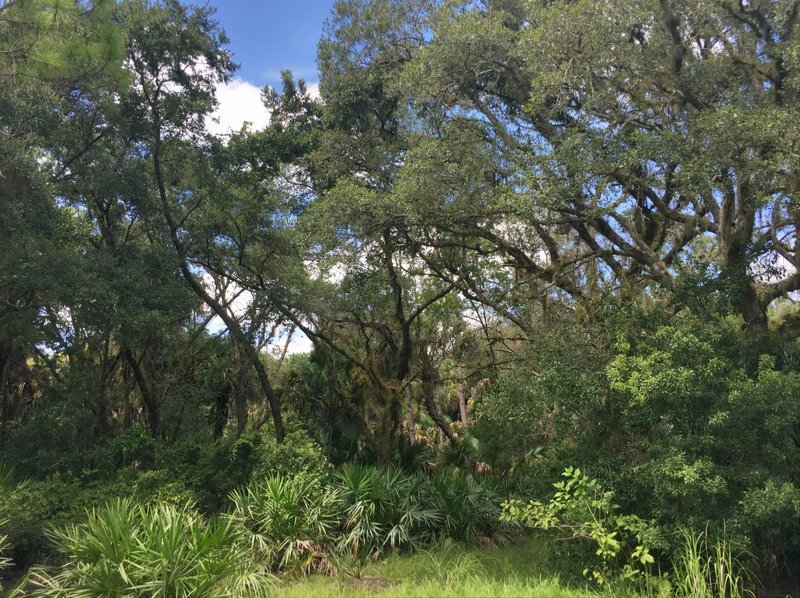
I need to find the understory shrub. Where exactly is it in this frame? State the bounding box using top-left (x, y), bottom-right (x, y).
top-left (252, 428), bottom-right (332, 482)
top-left (226, 464), bottom-right (519, 576)
top-left (229, 474), bottom-right (340, 572)
top-left (29, 498), bottom-right (272, 597)
top-left (476, 311), bottom-right (800, 578)
top-left (157, 426), bottom-right (331, 513)
top-left (502, 467), bottom-right (658, 585)
top-left (0, 476), bottom-right (85, 567)
top-left (335, 465), bottom-right (440, 566)
top-left (424, 469), bottom-right (518, 544)
top-left (12, 464), bottom-right (558, 590)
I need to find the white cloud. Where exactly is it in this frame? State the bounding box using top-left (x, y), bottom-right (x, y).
top-left (207, 78), bottom-right (271, 136)
top-left (278, 330), bottom-right (315, 355)
top-left (306, 82), bottom-right (320, 100)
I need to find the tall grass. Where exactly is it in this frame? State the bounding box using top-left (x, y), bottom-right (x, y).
top-left (273, 539), bottom-right (606, 598)
top-left (0, 464), bottom-right (13, 577)
top-left (671, 527), bottom-right (756, 598)
top-left (0, 519), bottom-right (12, 593)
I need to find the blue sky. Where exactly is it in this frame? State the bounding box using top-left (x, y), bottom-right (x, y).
top-left (207, 1), bottom-right (336, 88)
top-left (202, 3), bottom-right (336, 351)
top-left (202, 1), bottom-right (336, 136)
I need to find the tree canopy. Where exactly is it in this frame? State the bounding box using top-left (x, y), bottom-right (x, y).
top-left (1, 0), bottom-right (798, 592)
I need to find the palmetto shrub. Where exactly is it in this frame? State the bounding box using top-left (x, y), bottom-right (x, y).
top-left (335, 464), bottom-right (440, 563)
top-left (0, 520), bottom-right (12, 593)
top-left (23, 465), bottom-right (523, 591)
top-left (230, 465), bottom-right (519, 575)
top-left (424, 469), bottom-right (519, 545)
top-left (229, 474), bottom-right (340, 573)
top-left (29, 498), bottom-right (271, 597)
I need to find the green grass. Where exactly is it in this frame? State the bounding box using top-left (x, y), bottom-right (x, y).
top-left (272, 535), bottom-right (652, 597)
top-left (670, 527), bottom-right (756, 598)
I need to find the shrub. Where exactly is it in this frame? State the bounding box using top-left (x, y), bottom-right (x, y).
top-left (251, 428), bottom-right (332, 482)
top-left (0, 476), bottom-right (84, 567)
top-left (229, 474), bottom-right (340, 573)
top-left (335, 464), bottom-right (440, 566)
top-left (156, 435), bottom-right (258, 513)
top-left (156, 427), bottom-right (332, 513)
top-left (425, 469), bottom-right (518, 544)
top-left (502, 467), bottom-right (657, 585)
top-left (30, 498), bottom-right (272, 597)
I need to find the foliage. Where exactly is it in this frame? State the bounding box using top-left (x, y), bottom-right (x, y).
top-left (156, 435), bottom-right (261, 513)
top-left (0, 519), bottom-right (11, 583)
top-left (335, 464), bottom-right (440, 568)
top-left (30, 498), bottom-right (272, 597)
top-left (229, 474), bottom-right (339, 573)
top-left (502, 468), bottom-right (656, 585)
top-left (670, 527), bottom-right (756, 598)
top-left (1, 0), bottom-right (799, 592)
top-left (251, 428), bottom-right (333, 483)
top-left (0, 476), bottom-right (85, 567)
top-left (424, 469), bottom-right (517, 545)
top-left (606, 315), bottom-right (800, 564)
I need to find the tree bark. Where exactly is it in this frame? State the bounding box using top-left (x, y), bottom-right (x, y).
top-left (456, 365), bottom-right (468, 430)
top-left (404, 381), bottom-right (415, 443)
top-left (123, 348), bottom-right (159, 438)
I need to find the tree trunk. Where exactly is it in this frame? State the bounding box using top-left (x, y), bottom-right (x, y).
top-left (375, 387), bottom-right (403, 464)
top-left (212, 376), bottom-right (233, 439)
top-left (233, 349), bottom-right (250, 435)
top-left (404, 381), bottom-right (415, 443)
top-left (456, 365), bottom-right (468, 430)
top-left (123, 348), bottom-right (159, 438)
top-left (151, 109), bottom-right (284, 443)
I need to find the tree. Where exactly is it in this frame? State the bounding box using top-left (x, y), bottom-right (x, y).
top-left (117, 0), bottom-right (288, 440)
top-left (0, 0), bottom-right (127, 434)
top-left (416, 0), bottom-right (798, 326)
top-left (320, 0), bottom-right (799, 329)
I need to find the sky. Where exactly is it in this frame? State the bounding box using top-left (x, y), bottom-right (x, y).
top-left (201, 2), bottom-right (337, 352)
top-left (203, 1), bottom-right (336, 135)
top-left (208, 1), bottom-right (335, 87)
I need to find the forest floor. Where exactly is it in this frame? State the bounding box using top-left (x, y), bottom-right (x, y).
top-left (273, 536), bottom-right (649, 597)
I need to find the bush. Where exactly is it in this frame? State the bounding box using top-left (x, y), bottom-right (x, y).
top-left (230, 474), bottom-right (340, 573)
top-left (155, 427), bottom-right (332, 513)
top-left (251, 428), bottom-right (332, 482)
top-left (155, 435), bottom-right (258, 513)
top-left (475, 310), bottom-right (800, 578)
top-left (335, 464), bottom-right (439, 565)
top-left (425, 469), bottom-right (517, 544)
top-left (502, 467), bottom-right (657, 585)
top-left (0, 476), bottom-right (84, 567)
top-left (607, 318), bottom-right (800, 568)
top-left (30, 498), bottom-right (272, 597)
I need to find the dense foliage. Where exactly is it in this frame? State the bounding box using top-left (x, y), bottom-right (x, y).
top-left (1, 0), bottom-right (798, 595)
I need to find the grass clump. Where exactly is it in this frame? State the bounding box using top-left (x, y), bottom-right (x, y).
top-left (670, 527), bottom-right (756, 598)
